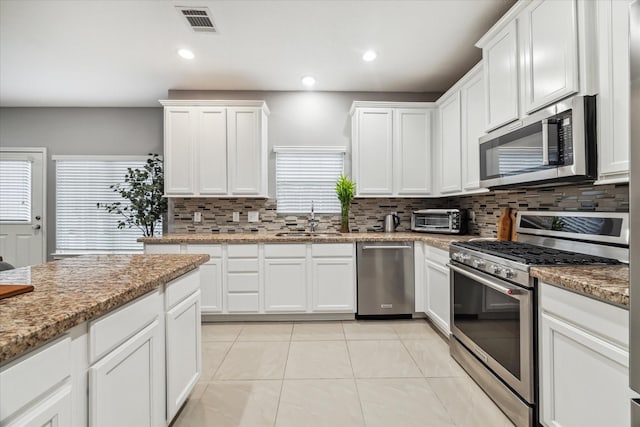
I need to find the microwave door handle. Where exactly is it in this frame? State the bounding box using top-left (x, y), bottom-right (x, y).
top-left (542, 119), bottom-right (550, 166)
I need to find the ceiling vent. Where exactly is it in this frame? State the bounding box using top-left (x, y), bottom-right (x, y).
top-left (176, 6), bottom-right (217, 33)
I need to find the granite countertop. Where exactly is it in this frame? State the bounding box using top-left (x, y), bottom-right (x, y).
top-left (139, 231), bottom-right (479, 251)
top-left (530, 264), bottom-right (629, 308)
top-left (0, 254), bottom-right (209, 364)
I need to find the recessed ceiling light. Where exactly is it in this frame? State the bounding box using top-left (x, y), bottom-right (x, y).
top-left (362, 50), bottom-right (377, 62)
top-left (178, 49), bottom-right (195, 60)
top-left (301, 75), bottom-right (316, 88)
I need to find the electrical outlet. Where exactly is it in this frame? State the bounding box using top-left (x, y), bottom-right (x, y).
top-left (193, 211), bottom-right (202, 223)
top-left (248, 211), bottom-right (259, 222)
top-left (469, 210), bottom-right (476, 224)
top-left (232, 212), bottom-right (240, 222)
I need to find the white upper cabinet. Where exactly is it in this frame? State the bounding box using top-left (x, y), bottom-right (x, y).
top-left (161, 100), bottom-right (269, 197)
top-left (438, 92), bottom-right (462, 194)
top-left (394, 109), bottom-right (432, 195)
top-left (595, 0), bottom-right (631, 183)
top-left (164, 107), bottom-right (195, 194)
top-left (481, 21), bottom-right (519, 131)
top-left (352, 107), bottom-right (394, 195)
top-left (520, 0), bottom-right (579, 113)
top-left (351, 102), bottom-right (434, 197)
top-left (197, 107), bottom-right (227, 195)
top-left (460, 65), bottom-right (485, 191)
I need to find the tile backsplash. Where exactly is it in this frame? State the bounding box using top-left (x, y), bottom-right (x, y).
top-left (169, 183), bottom-right (629, 236)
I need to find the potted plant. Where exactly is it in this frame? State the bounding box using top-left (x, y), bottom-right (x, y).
top-left (98, 153), bottom-right (167, 237)
top-left (335, 174), bottom-right (355, 233)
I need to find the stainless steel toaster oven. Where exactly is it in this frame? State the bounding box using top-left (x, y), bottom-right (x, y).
top-left (411, 209), bottom-right (465, 234)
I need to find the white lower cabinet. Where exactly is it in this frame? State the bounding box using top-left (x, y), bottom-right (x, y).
top-left (423, 245), bottom-right (451, 335)
top-left (264, 258), bottom-right (307, 312)
top-left (539, 282), bottom-right (634, 427)
top-left (89, 319), bottom-right (163, 427)
top-left (311, 258), bottom-right (355, 312)
top-left (165, 290), bottom-right (201, 421)
top-left (5, 381), bottom-right (73, 427)
top-left (186, 245), bottom-right (223, 313)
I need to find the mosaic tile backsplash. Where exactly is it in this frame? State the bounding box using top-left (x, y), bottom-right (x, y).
top-left (169, 183), bottom-right (629, 237)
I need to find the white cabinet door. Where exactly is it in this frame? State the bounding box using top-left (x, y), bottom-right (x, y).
top-left (394, 109), bottom-right (432, 195)
top-left (460, 68), bottom-right (485, 191)
top-left (438, 92), bottom-right (462, 194)
top-left (264, 259), bottom-right (307, 312)
top-left (5, 382), bottom-right (72, 427)
top-left (596, 0), bottom-right (630, 183)
top-left (540, 312), bottom-right (630, 427)
top-left (199, 259), bottom-right (223, 313)
top-left (353, 108), bottom-right (394, 195)
top-left (424, 260), bottom-right (450, 334)
top-left (164, 107), bottom-right (195, 195)
top-left (197, 107), bottom-right (228, 195)
top-left (89, 320), bottom-right (162, 427)
top-left (166, 291), bottom-right (201, 422)
top-left (521, 0), bottom-right (578, 114)
top-left (227, 107), bottom-right (262, 195)
top-left (311, 258), bottom-right (355, 312)
top-left (483, 21), bottom-right (519, 130)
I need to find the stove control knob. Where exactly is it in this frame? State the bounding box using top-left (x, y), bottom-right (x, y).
top-left (460, 254), bottom-right (471, 262)
top-left (451, 252), bottom-right (461, 261)
top-left (490, 265), bottom-right (503, 275)
top-left (472, 259), bottom-right (486, 268)
top-left (503, 269), bottom-right (514, 279)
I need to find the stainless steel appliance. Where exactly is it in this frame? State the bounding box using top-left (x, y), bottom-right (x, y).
top-left (479, 95), bottom-right (597, 189)
top-left (630, 0), bottom-right (640, 423)
top-left (411, 209), bottom-right (465, 234)
top-left (356, 242), bottom-right (414, 316)
top-left (383, 212), bottom-right (400, 232)
top-left (449, 211), bottom-right (629, 427)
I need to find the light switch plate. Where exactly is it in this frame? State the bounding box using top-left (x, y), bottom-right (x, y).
top-left (193, 211), bottom-right (202, 223)
top-left (232, 212), bottom-right (240, 222)
top-left (248, 211), bottom-right (259, 222)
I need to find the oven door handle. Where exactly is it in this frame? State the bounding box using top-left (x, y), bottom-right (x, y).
top-left (447, 264), bottom-right (522, 296)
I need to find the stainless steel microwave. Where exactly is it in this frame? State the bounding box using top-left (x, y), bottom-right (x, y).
top-left (411, 209), bottom-right (465, 234)
top-left (479, 95), bottom-right (597, 189)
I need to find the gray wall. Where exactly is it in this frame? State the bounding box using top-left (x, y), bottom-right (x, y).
top-left (168, 90), bottom-right (440, 197)
top-left (0, 91), bottom-right (440, 258)
top-left (0, 107), bottom-right (164, 258)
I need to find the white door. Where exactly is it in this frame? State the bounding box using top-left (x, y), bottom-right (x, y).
top-left (264, 258), bottom-right (307, 312)
top-left (353, 108), bottom-right (394, 196)
top-left (394, 109), bottom-right (432, 195)
top-left (199, 259), bottom-right (223, 313)
top-left (439, 93), bottom-right (462, 194)
top-left (311, 258), bottom-right (355, 312)
top-left (461, 69), bottom-right (485, 191)
top-left (164, 107), bottom-right (195, 195)
top-left (197, 107), bottom-right (228, 195)
top-left (227, 107), bottom-right (262, 195)
top-left (0, 148), bottom-right (46, 267)
top-left (425, 260), bottom-right (450, 334)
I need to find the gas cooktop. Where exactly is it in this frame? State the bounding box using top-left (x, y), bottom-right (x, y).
top-left (452, 240), bottom-right (621, 266)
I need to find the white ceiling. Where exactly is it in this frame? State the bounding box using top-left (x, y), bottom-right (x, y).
top-left (0, 0), bottom-right (515, 107)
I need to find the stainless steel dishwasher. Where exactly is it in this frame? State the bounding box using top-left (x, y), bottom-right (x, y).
top-left (356, 241), bottom-right (414, 317)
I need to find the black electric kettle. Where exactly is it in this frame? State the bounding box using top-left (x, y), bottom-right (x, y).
top-left (383, 212), bottom-right (400, 232)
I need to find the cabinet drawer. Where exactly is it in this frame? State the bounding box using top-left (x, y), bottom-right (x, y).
top-left (227, 259), bottom-right (259, 272)
top-left (186, 244), bottom-right (222, 258)
top-left (264, 244), bottom-right (306, 258)
top-left (227, 293), bottom-right (259, 312)
top-left (0, 335), bottom-right (71, 420)
top-left (311, 243), bottom-right (353, 258)
top-left (165, 269), bottom-right (201, 310)
top-left (145, 244), bottom-right (181, 254)
top-left (228, 244), bottom-right (259, 258)
top-left (89, 290), bottom-right (161, 364)
top-left (228, 273), bottom-right (259, 292)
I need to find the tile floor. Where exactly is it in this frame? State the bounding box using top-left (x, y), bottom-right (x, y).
top-left (172, 320), bottom-right (515, 427)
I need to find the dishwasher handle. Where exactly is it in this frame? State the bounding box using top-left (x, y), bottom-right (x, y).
top-left (361, 244), bottom-right (412, 250)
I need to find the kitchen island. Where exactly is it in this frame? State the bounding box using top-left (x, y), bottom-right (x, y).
top-left (0, 253), bottom-right (209, 426)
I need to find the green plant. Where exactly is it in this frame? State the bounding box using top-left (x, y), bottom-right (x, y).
top-left (98, 153), bottom-right (167, 237)
top-left (335, 174), bottom-right (356, 232)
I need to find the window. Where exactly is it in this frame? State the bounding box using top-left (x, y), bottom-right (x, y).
top-left (54, 156), bottom-right (155, 253)
top-left (275, 147), bottom-right (345, 214)
top-left (0, 160), bottom-right (31, 222)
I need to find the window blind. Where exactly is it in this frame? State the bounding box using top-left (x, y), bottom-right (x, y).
top-left (55, 159), bottom-right (154, 253)
top-left (275, 150), bottom-right (344, 214)
top-left (0, 160), bottom-right (32, 222)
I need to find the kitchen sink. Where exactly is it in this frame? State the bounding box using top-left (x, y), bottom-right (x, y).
top-left (274, 232), bottom-right (342, 237)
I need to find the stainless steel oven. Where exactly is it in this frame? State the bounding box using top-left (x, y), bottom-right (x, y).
top-left (449, 261), bottom-right (534, 426)
top-left (479, 95), bottom-right (597, 189)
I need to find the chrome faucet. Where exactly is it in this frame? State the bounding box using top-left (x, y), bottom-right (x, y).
top-left (309, 200), bottom-right (319, 233)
